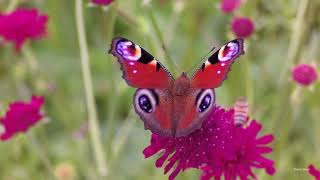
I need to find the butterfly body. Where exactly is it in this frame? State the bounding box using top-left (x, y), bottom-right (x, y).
top-left (109, 37), bottom-right (244, 138)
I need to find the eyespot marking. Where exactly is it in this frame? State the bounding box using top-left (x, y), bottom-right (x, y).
top-left (196, 89), bottom-right (215, 113)
top-left (218, 42), bottom-right (239, 62)
top-left (116, 41), bottom-right (142, 61)
top-left (134, 89), bottom-right (157, 114)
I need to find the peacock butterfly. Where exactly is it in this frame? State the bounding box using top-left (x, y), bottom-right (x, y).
top-left (109, 37), bottom-right (244, 138)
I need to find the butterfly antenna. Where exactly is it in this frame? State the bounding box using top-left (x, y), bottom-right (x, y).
top-left (161, 44), bottom-right (181, 74)
top-left (186, 47), bottom-right (216, 75)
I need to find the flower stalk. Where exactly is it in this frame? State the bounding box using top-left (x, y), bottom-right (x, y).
top-left (271, 0), bottom-right (317, 178)
top-left (145, 7), bottom-right (179, 76)
top-left (75, 0), bottom-right (108, 176)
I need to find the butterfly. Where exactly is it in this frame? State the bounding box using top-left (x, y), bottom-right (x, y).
top-left (109, 37), bottom-right (244, 138)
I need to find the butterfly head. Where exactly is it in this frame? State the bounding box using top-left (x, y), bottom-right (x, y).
top-left (173, 72), bottom-right (190, 96)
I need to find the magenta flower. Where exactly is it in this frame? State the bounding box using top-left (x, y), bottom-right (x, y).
top-left (0, 8), bottom-right (48, 52)
top-left (0, 96), bottom-right (44, 141)
top-left (91, 0), bottom-right (114, 5)
top-left (219, 0), bottom-right (241, 13)
top-left (201, 120), bottom-right (275, 180)
top-left (292, 64), bottom-right (318, 86)
top-left (309, 164), bottom-right (320, 180)
top-left (143, 107), bottom-right (234, 180)
top-left (143, 106), bottom-right (275, 180)
top-left (231, 17), bottom-right (254, 38)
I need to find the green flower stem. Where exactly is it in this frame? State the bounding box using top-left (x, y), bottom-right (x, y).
top-left (272, 0), bottom-right (316, 132)
top-left (109, 110), bottom-right (137, 166)
top-left (272, 0), bottom-right (317, 177)
top-left (278, 0), bottom-right (314, 84)
top-left (145, 7), bottom-right (179, 76)
top-left (75, 0), bottom-right (108, 176)
top-left (165, 1), bottom-right (184, 45)
top-left (22, 46), bottom-right (39, 75)
top-left (244, 50), bottom-right (254, 113)
top-left (11, 68), bottom-right (54, 178)
top-left (115, 7), bottom-right (179, 74)
top-left (29, 133), bottom-right (55, 179)
top-left (102, 3), bottom-right (119, 157)
top-left (116, 9), bottom-right (139, 28)
top-left (312, 108), bottom-right (320, 155)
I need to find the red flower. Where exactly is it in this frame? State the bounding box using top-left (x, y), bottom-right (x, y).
top-left (231, 17), bottom-right (254, 38)
top-left (0, 96), bottom-right (44, 141)
top-left (309, 164), bottom-right (320, 180)
top-left (292, 64), bottom-right (318, 86)
top-left (91, 0), bottom-right (114, 5)
top-left (0, 8), bottom-right (48, 51)
top-left (201, 120), bottom-right (275, 180)
top-left (143, 107), bottom-right (234, 180)
top-left (219, 0), bottom-right (241, 13)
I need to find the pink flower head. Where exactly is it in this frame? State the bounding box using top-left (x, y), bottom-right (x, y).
top-left (309, 164), bottom-right (320, 180)
top-left (292, 64), bottom-right (318, 86)
top-left (231, 17), bottom-right (254, 38)
top-left (91, 0), bottom-right (114, 5)
top-left (0, 96), bottom-right (44, 141)
top-left (143, 107), bottom-right (234, 180)
top-left (0, 8), bottom-right (48, 52)
top-left (219, 0), bottom-right (241, 13)
top-left (201, 120), bottom-right (275, 180)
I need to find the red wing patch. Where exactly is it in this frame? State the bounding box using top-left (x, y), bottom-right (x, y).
top-left (191, 38), bottom-right (244, 88)
top-left (109, 37), bottom-right (174, 88)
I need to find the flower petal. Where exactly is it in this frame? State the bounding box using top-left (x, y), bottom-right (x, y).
top-left (256, 134), bottom-right (274, 145)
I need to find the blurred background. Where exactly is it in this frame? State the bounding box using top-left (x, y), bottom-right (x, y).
top-left (0, 0), bottom-right (319, 179)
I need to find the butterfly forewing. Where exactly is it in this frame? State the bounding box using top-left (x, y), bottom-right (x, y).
top-left (109, 37), bottom-right (174, 88)
top-left (191, 39), bottom-right (244, 88)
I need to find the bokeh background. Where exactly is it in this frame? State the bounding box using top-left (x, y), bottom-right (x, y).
top-left (0, 0), bottom-right (319, 179)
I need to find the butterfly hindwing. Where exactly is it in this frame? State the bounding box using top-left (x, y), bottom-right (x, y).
top-left (191, 38), bottom-right (244, 88)
top-left (133, 88), bottom-right (173, 136)
top-left (109, 37), bottom-right (174, 88)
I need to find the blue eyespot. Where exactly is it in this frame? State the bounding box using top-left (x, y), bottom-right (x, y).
top-left (139, 95), bottom-right (153, 113)
top-left (116, 41), bottom-right (141, 61)
top-left (199, 94), bottom-right (211, 112)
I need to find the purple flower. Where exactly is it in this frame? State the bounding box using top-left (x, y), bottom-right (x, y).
top-left (309, 164), bottom-right (320, 180)
top-left (200, 120), bottom-right (275, 180)
top-left (219, 0), bottom-right (241, 13)
top-left (0, 96), bottom-right (44, 141)
top-left (292, 64), bottom-right (318, 86)
top-left (91, 0), bottom-right (114, 5)
top-left (0, 8), bottom-right (48, 52)
top-left (143, 107), bottom-right (234, 180)
top-left (231, 17), bottom-right (254, 38)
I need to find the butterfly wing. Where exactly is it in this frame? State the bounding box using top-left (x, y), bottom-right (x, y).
top-left (133, 88), bottom-right (174, 137)
top-left (191, 39), bottom-right (244, 88)
top-left (109, 37), bottom-right (174, 88)
top-left (133, 88), bottom-right (215, 138)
